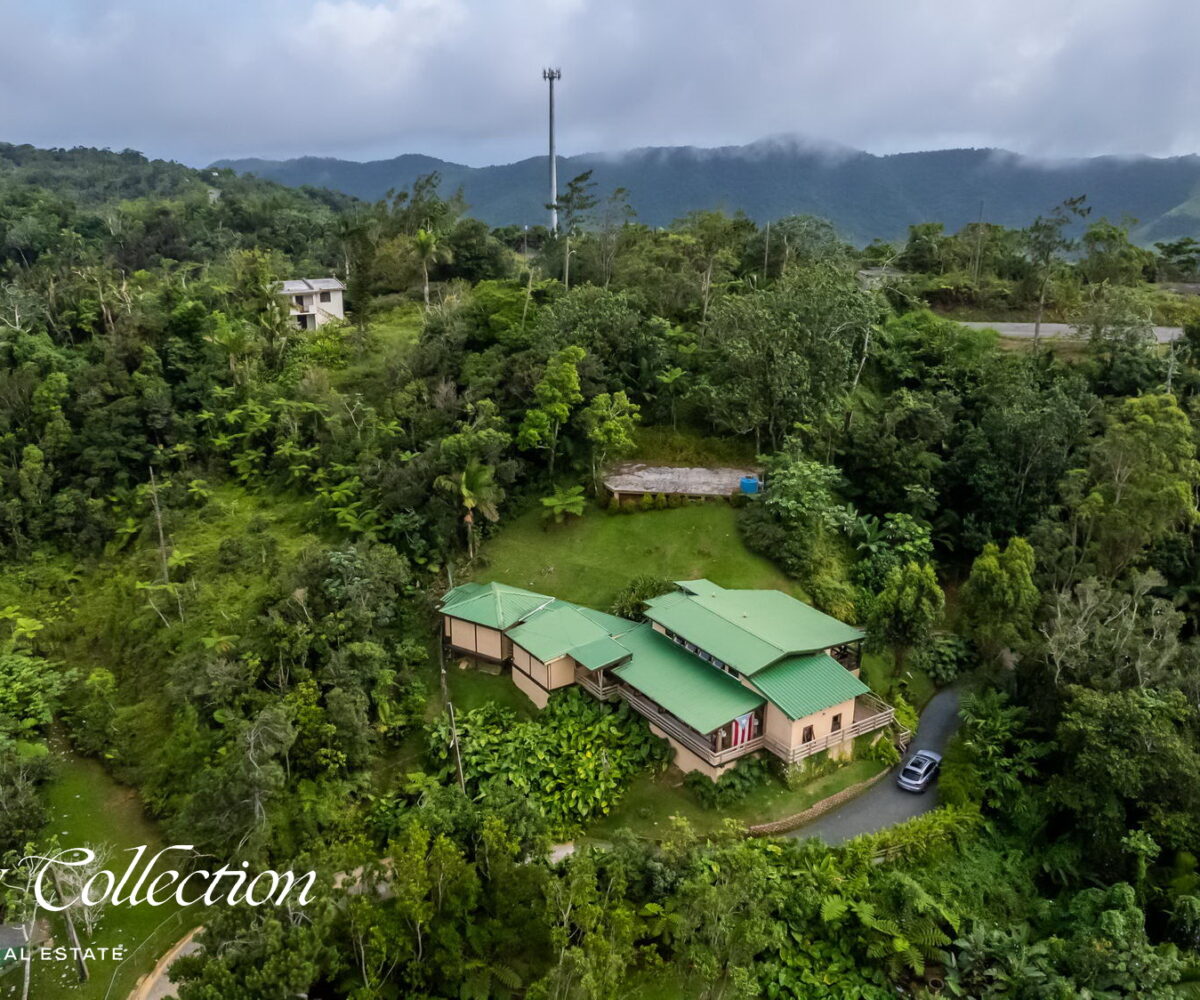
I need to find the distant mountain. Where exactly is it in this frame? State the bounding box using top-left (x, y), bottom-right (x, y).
top-left (213, 137), bottom-right (1200, 245)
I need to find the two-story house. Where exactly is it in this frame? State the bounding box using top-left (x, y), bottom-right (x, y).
top-left (280, 278), bottom-right (345, 330)
top-left (439, 578), bottom-right (899, 779)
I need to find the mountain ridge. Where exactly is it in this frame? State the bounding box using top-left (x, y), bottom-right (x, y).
top-left (212, 139), bottom-right (1200, 244)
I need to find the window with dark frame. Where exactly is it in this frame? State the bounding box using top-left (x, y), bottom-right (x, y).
top-left (319, 290), bottom-right (332, 302)
top-left (802, 725), bottom-right (815, 743)
top-left (831, 713), bottom-right (842, 733)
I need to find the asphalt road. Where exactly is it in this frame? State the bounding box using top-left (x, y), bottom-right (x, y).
top-left (788, 686), bottom-right (962, 845)
top-left (961, 320), bottom-right (1182, 343)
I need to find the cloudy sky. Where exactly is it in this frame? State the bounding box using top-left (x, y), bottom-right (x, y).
top-left (1, 0), bottom-right (1196, 167)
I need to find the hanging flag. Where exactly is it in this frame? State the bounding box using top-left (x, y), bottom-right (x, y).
top-left (730, 711), bottom-right (754, 747)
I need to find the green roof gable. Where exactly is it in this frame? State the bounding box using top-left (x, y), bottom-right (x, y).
top-left (750, 653), bottom-right (869, 720)
top-left (441, 581), bottom-right (553, 630)
top-left (507, 602), bottom-right (629, 668)
top-left (644, 581), bottom-right (863, 675)
top-left (612, 624), bottom-right (764, 734)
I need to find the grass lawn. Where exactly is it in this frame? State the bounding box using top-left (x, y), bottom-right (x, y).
top-left (444, 664), bottom-right (537, 720)
top-left (33, 744), bottom-right (202, 1000)
top-left (587, 758), bottom-right (884, 841)
top-left (474, 503), bottom-right (804, 612)
top-left (861, 649), bottom-right (936, 711)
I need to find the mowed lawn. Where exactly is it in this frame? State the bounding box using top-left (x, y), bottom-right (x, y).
top-left (473, 502), bottom-right (805, 611)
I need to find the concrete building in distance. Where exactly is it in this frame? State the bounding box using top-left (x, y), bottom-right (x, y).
top-left (439, 578), bottom-right (902, 780)
top-left (280, 278), bottom-right (345, 330)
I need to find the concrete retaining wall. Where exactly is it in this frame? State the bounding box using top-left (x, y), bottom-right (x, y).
top-left (746, 766), bottom-right (891, 837)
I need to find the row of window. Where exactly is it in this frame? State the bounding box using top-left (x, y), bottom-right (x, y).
top-left (662, 628), bottom-right (740, 678)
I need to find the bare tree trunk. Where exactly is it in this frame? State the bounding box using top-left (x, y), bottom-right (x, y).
top-left (147, 466), bottom-right (183, 621)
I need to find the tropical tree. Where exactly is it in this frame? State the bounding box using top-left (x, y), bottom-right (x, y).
top-left (414, 228), bottom-right (453, 307)
top-left (868, 562), bottom-right (944, 677)
top-left (541, 485), bottom-right (586, 525)
top-left (960, 537), bottom-right (1038, 660)
top-left (579, 390), bottom-right (640, 489)
top-left (1024, 195), bottom-right (1089, 343)
top-left (436, 459), bottom-right (503, 560)
top-left (548, 171), bottom-right (598, 290)
top-left (517, 346), bottom-right (586, 476)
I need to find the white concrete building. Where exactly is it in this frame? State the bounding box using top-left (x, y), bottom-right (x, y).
top-left (280, 278), bottom-right (345, 330)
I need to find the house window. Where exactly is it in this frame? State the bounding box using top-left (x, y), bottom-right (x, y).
top-left (831, 713), bottom-right (842, 733)
top-left (294, 295), bottom-right (305, 305)
top-left (319, 290), bottom-right (332, 303)
top-left (802, 725), bottom-right (815, 743)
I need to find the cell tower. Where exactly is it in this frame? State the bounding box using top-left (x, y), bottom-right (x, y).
top-left (543, 67), bottom-right (561, 234)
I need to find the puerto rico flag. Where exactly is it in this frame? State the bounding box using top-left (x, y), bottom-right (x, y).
top-left (729, 712), bottom-right (755, 747)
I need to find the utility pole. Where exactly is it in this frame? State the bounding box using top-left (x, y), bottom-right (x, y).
top-left (543, 67), bottom-right (561, 234)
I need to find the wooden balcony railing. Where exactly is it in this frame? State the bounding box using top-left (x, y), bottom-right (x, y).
top-left (764, 693), bottom-right (897, 764)
top-left (574, 665), bottom-right (619, 701)
top-left (618, 686), bottom-right (764, 767)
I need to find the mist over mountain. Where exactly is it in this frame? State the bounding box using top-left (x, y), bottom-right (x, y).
top-left (214, 137), bottom-right (1200, 245)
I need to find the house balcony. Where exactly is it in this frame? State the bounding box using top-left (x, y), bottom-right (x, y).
top-left (764, 692), bottom-right (899, 764)
top-left (618, 685), bottom-right (764, 767)
top-left (575, 664), bottom-right (620, 701)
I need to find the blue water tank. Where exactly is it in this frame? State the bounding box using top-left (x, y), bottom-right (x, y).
top-left (739, 476), bottom-right (760, 495)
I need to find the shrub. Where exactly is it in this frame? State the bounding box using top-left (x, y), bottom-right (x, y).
top-left (639, 494), bottom-right (655, 512)
top-left (607, 494), bottom-right (621, 514)
top-left (892, 692), bottom-right (920, 736)
top-left (780, 750), bottom-right (838, 789)
top-left (936, 734), bottom-right (981, 807)
top-left (867, 737), bottom-right (901, 767)
top-left (913, 633), bottom-right (976, 686)
top-left (684, 755), bottom-right (772, 808)
top-left (610, 575), bottom-right (674, 620)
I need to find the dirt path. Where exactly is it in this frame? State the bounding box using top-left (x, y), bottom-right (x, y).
top-left (127, 926), bottom-right (202, 1000)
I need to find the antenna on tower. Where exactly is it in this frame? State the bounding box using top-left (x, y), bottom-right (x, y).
top-left (543, 67), bottom-right (561, 234)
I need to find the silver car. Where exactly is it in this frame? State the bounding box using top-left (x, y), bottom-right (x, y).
top-left (896, 750), bottom-right (942, 793)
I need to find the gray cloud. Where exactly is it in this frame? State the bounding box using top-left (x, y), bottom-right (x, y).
top-left (1, 0), bottom-right (1197, 166)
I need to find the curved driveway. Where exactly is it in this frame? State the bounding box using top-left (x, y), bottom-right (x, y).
top-left (788, 686), bottom-right (961, 845)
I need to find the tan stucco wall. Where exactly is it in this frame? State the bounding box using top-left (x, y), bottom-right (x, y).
top-left (446, 616), bottom-right (508, 661)
top-left (476, 625), bottom-right (505, 660)
top-left (762, 696), bottom-right (857, 752)
top-left (448, 616), bottom-right (475, 650)
top-left (546, 655), bottom-right (575, 689)
top-left (649, 722), bottom-right (737, 781)
top-left (512, 667), bottom-right (549, 709)
top-left (791, 698), bottom-right (856, 748)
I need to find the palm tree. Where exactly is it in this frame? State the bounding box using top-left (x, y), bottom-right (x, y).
top-left (540, 484), bottom-right (586, 525)
top-left (413, 228), bottom-right (452, 307)
top-left (436, 459), bottom-right (503, 560)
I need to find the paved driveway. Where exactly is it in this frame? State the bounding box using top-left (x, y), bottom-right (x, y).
top-left (787, 686), bottom-right (961, 845)
top-left (961, 321), bottom-right (1182, 343)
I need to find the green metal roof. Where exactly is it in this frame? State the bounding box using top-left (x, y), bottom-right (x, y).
top-left (570, 635), bottom-right (629, 670)
top-left (612, 624), bottom-right (764, 734)
top-left (644, 580), bottom-right (863, 675)
top-left (441, 581), bottom-right (553, 630)
top-left (504, 602), bottom-right (630, 670)
top-left (750, 653), bottom-right (869, 720)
